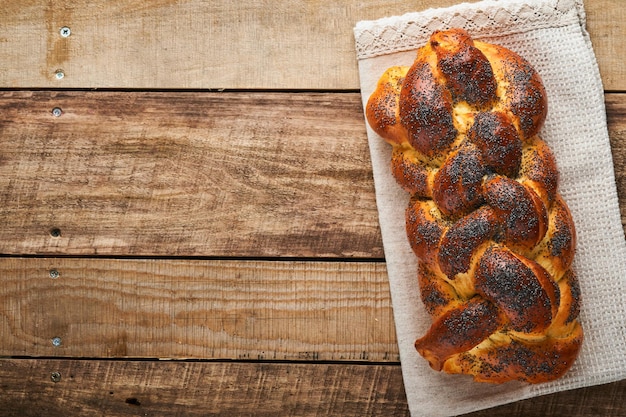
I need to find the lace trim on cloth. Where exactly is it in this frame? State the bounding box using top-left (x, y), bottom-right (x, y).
top-left (354, 0), bottom-right (585, 59)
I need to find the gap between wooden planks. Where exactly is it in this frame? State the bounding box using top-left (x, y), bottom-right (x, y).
top-left (0, 0), bottom-right (623, 90)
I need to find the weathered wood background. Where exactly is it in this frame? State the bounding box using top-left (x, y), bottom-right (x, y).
top-left (0, 1), bottom-right (624, 416)
top-left (1, 0), bottom-right (624, 90)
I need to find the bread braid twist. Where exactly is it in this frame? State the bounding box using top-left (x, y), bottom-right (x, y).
top-left (366, 29), bottom-right (583, 384)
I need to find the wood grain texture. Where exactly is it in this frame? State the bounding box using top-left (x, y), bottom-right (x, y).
top-left (0, 258), bottom-right (397, 361)
top-left (0, 359), bottom-right (624, 417)
top-left (1, 92), bottom-right (625, 257)
top-left (0, 91), bottom-right (381, 257)
top-left (0, 0), bottom-right (623, 90)
top-left (0, 1), bottom-right (623, 415)
top-left (585, 0), bottom-right (626, 91)
top-left (606, 94), bottom-right (626, 227)
top-left (0, 359), bottom-right (410, 417)
top-left (465, 379), bottom-right (626, 417)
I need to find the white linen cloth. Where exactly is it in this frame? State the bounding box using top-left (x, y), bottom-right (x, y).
top-left (354, 0), bottom-right (626, 415)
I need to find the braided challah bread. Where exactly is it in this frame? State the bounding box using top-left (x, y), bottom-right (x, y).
top-left (366, 28), bottom-right (583, 383)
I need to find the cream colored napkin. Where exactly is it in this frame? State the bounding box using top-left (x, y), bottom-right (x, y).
top-left (354, 0), bottom-right (626, 415)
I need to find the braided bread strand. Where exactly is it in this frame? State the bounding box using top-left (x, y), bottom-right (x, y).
top-left (366, 29), bottom-right (582, 384)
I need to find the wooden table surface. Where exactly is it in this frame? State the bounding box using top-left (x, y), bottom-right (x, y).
top-left (0, 1), bottom-right (624, 416)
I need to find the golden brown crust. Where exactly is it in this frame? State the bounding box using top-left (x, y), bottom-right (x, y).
top-left (365, 28), bottom-right (582, 384)
top-left (445, 322), bottom-right (583, 384)
top-left (477, 41), bottom-right (548, 139)
top-left (474, 245), bottom-right (558, 334)
top-left (390, 148), bottom-right (435, 196)
top-left (365, 66), bottom-right (408, 146)
top-left (483, 176), bottom-right (548, 249)
top-left (430, 29), bottom-right (497, 108)
top-left (432, 142), bottom-right (486, 217)
top-left (415, 298), bottom-right (505, 371)
top-left (399, 46), bottom-right (457, 157)
top-left (467, 111), bottom-right (522, 178)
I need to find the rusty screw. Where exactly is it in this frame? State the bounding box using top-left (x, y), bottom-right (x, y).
top-left (51, 371), bottom-right (62, 383)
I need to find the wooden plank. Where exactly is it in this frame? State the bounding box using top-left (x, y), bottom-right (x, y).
top-left (0, 0), bottom-right (623, 90)
top-left (0, 358), bottom-right (625, 417)
top-left (1, 91), bottom-right (625, 257)
top-left (0, 91), bottom-right (382, 257)
top-left (467, 380), bottom-right (626, 417)
top-left (0, 258), bottom-right (398, 361)
top-left (606, 94), bottom-right (626, 227)
top-left (0, 359), bottom-right (410, 417)
top-left (585, 0), bottom-right (626, 92)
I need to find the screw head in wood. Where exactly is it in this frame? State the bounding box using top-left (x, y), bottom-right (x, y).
top-left (55, 70), bottom-right (65, 80)
top-left (52, 336), bottom-right (62, 346)
top-left (49, 269), bottom-right (60, 279)
top-left (60, 27), bottom-right (71, 37)
top-left (50, 228), bottom-right (62, 237)
top-left (51, 371), bottom-right (62, 383)
top-left (52, 107), bottom-right (63, 117)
